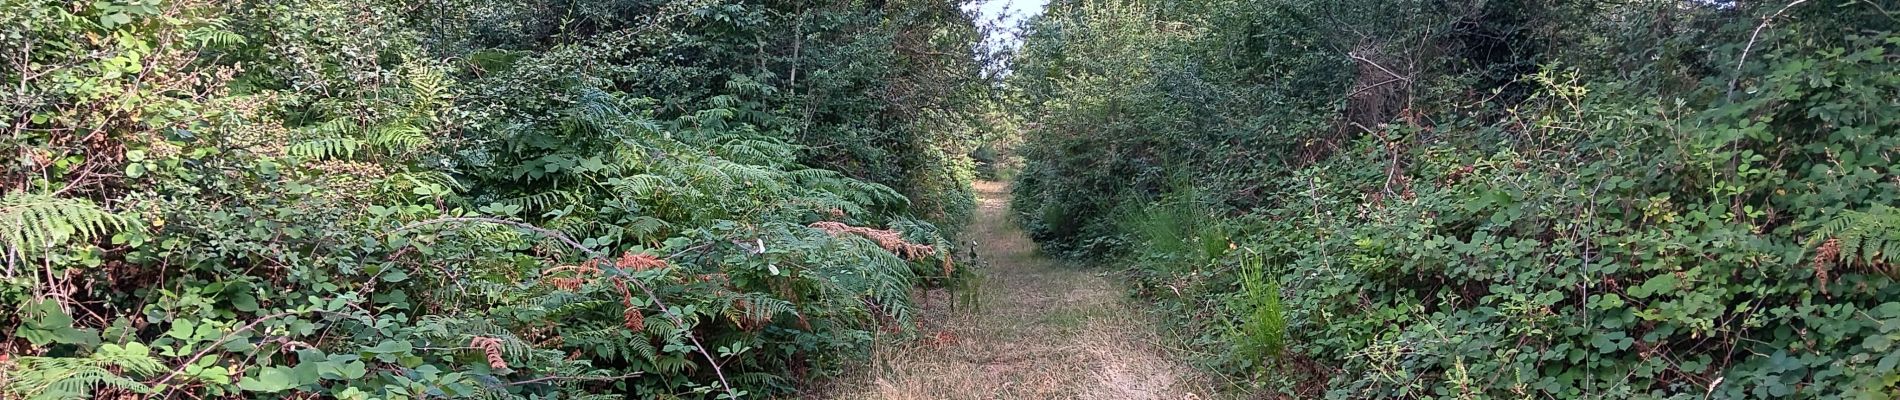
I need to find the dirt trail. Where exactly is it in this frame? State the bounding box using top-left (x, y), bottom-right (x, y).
top-left (835, 181), bottom-right (1213, 400)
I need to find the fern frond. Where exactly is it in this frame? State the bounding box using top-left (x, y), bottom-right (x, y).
top-left (371, 124), bottom-right (433, 154)
top-left (287, 137), bottom-right (365, 160)
top-left (404, 64), bottom-right (452, 111)
top-left (0, 193), bottom-right (134, 255)
top-left (4, 343), bottom-right (162, 400)
top-left (387, 170), bottom-right (465, 195)
top-left (709, 160), bottom-right (784, 191)
top-left (1810, 205), bottom-right (1900, 276)
top-left (786, 168), bottom-right (840, 182)
top-left (676, 163), bottom-right (733, 187)
top-left (305, 117), bottom-right (362, 137)
top-left (184, 24), bottom-right (245, 47)
top-left (615, 175), bottom-right (677, 197)
top-left (729, 372), bottom-right (787, 393)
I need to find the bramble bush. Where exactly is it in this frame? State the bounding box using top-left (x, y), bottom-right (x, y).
top-left (2, 0), bottom-right (988, 399)
top-left (1009, 0), bottom-right (1897, 398)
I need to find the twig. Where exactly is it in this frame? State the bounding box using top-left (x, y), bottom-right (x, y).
top-left (149, 312), bottom-right (297, 391)
top-left (506, 372), bottom-right (644, 386)
top-left (1727, 0), bottom-right (1812, 100)
top-left (1349, 53), bottom-right (1412, 83)
top-left (4, 243), bottom-right (17, 280)
top-left (1346, 77), bottom-right (1408, 99)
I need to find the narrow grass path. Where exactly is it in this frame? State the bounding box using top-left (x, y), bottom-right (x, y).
top-left (835, 181), bottom-right (1213, 400)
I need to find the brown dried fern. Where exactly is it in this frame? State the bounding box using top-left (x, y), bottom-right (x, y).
top-left (615, 251), bottom-right (668, 271)
top-left (809, 221), bottom-right (938, 261)
top-left (623, 307), bottom-right (646, 332)
top-left (468, 337), bottom-right (507, 369)
top-left (1814, 238), bottom-right (1840, 295)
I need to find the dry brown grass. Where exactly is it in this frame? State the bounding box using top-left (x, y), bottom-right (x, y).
top-left (825, 181), bottom-right (1217, 400)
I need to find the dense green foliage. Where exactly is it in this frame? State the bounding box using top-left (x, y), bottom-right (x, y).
top-left (1, 0), bottom-right (989, 398)
top-left (1008, 0), bottom-right (1898, 398)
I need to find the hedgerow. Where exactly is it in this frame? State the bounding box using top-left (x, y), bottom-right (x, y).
top-left (1009, 0), bottom-right (1897, 398)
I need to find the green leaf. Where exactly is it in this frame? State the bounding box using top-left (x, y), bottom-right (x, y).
top-left (364, 339), bottom-right (413, 354)
top-left (231, 292), bottom-right (260, 312)
top-left (288, 319), bottom-right (317, 336)
top-left (237, 366), bottom-right (299, 393)
top-left (1866, 334), bottom-right (1894, 352)
top-left (1591, 331), bottom-right (1632, 353)
top-left (579, 156), bottom-right (607, 171)
top-left (317, 357), bottom-right (368, 380)
top-left (1629, 274), bottom-right (1679, 299)
top-left (166, 320), bottom-right (197, 340)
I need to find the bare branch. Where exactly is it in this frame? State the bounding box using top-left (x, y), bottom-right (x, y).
top-left (1350, 53), bottom-right (1412, 83)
